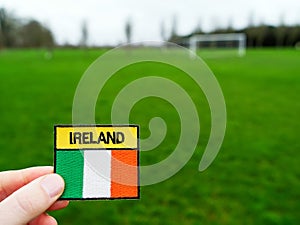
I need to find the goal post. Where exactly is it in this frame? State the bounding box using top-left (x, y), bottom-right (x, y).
top-left (189, 33), bottom-right (247, 57)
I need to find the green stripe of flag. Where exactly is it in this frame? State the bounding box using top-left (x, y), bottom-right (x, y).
top-left (56, 150), bottom-right (84, 198)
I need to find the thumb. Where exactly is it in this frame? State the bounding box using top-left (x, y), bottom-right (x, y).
top-left (0, 174), bottom-right (65, 225)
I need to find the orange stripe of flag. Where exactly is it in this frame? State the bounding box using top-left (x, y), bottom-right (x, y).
top-left (111, 150), bottom-right (138, 198)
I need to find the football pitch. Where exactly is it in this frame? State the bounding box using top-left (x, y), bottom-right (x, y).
top-left (0, 48), bottom-right (299, 224)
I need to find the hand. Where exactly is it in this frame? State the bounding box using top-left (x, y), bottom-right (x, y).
top-left (0, 166), bottom-right (69, 225)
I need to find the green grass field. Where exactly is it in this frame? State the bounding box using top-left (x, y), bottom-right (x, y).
top-left (0, 48), bottom-right (299, 225)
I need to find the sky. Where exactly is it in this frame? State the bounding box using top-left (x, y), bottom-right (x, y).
top-left (1, 0), bottom-right (300, 46)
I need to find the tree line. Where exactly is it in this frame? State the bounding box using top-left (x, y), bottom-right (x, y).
top-left (243, 25), bottom-right (300, 47)
top-left (171, 24), bottom-right (300, 48)
top-left (1, 6), bottom-right (300, 49)
top-left (0, 8), bottom-right (54, 49)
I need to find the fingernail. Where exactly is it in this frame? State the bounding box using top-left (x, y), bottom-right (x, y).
top-left (41, 174), bottom-right (65, 198)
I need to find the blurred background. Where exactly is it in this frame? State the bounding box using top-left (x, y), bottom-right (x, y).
top-left (0, 0), bottom-right (299, 224)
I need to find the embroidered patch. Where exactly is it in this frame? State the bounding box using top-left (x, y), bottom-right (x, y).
top-left (54, 125), bottom-right (140, 200)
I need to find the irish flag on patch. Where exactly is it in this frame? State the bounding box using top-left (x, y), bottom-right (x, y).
top-left (54, 125), bottom-right (140, 200)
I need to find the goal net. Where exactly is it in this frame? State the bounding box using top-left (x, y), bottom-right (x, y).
top-left (189, 33), bottom-right (246, 57)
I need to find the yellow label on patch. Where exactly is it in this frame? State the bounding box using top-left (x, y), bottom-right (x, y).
top-left (55, 126), bottom-right (138, 149)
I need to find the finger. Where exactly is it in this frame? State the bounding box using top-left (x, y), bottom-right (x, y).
top-left (0, 174), bottom-right (64, 225)
top-left (47, 200), bottom-right (69, 211)
top-left (0, 166), bottom-right (53, 201)
top-left (29, 213), bottom-right (57, 225)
